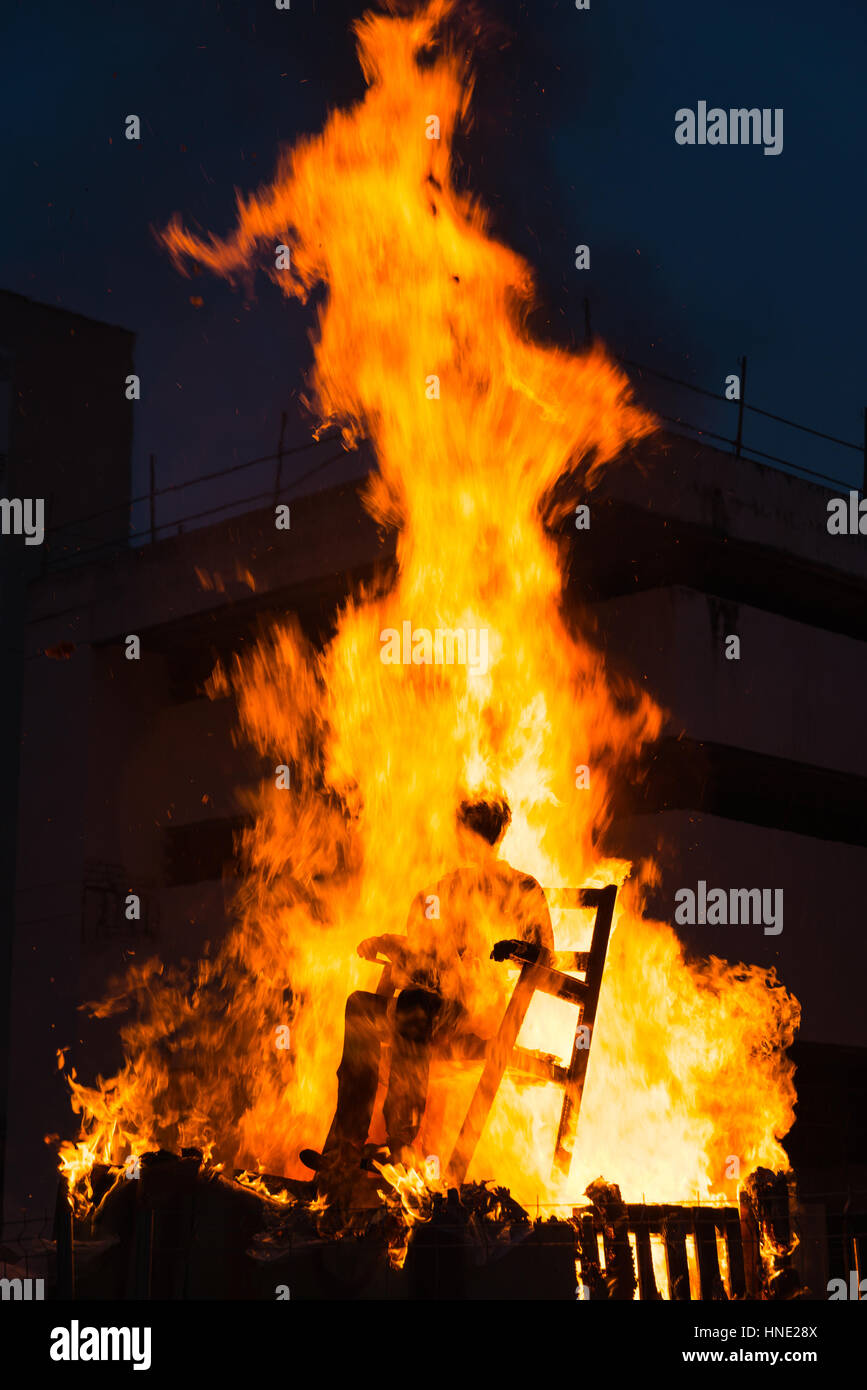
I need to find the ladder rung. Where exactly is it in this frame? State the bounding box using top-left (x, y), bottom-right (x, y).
top-left (528, 961), bottom-right (587, 1006)
top-left (551, 950), bottom-right (590, 972)
top-left (509, 1047), bottom-right (568, 1085)
top-left (548, 886), bottom-right (615, 910)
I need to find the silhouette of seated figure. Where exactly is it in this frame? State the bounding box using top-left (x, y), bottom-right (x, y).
top-left (302, 793), bottom-right (553, 1201)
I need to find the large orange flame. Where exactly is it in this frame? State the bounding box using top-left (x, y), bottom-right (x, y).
top-left (59, 0), bottom-right (798, 1218)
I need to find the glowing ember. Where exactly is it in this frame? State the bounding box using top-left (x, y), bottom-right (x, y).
top-left (58, 0), bottom-right (798, 1222)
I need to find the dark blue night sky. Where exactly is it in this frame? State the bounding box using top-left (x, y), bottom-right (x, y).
top-left (2, 0), bottom-right (865, 539)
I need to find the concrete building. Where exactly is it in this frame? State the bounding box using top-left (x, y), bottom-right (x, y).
top-left (3, 388), bottom-right (866, 1240)
top-left (0, 291), bottom-right (134, 1219)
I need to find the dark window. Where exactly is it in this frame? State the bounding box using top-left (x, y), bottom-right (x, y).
top-left (81, 863), bottom-right (154, 944)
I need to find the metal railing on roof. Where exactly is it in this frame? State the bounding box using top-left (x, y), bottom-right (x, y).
top-left (36, 348), bottom-right (866, 575)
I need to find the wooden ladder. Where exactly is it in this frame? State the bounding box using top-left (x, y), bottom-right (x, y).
top-left (446, 883), bottom-right (617, 1186)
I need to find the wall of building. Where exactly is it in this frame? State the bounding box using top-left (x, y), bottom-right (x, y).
top-left (0, 293), bottom-right (134, 1218)
top-left (596, 586), bottom-right (867, 778)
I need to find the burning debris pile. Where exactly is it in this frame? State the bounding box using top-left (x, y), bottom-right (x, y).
top-left (57, 0), bottom-right (799, 1276)
top-left (64, 1149), bottom-right (575, 1299)
top-left (60, 1150), bottom-right (802, 1301)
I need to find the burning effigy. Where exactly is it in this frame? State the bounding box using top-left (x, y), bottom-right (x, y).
top-left (56, 0), bottom-right (799, 1296)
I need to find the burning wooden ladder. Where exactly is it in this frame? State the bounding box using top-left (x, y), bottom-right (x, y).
top-left (446, 884), bottom-right (617, 1187)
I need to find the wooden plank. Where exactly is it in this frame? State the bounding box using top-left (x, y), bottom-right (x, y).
top-left (739, 1190), bottom-right (762, 1298)
top-left (494, 945), bottom-right (587, 1003)
top-left (723, 1208), bottom-right (747, 1298)
top-left (663, 1212), bottom-right (691, 1301)
top-left (551, 950), bottom-right (590, 972)
top-left (509, 1046), bottom-right (568, 1084)
top-left (633, 1216), bottom-right (661, 1300)
top-left (587, 1180), bottom-right (636, 1300)
top-left (552, 887), bottom-right (610, 909)
top-left (693, 1209), bottom-right (727, 1300)
top-left (576, 1213), bottom-right (605, 1299)
top-left (522, 961), bottom-right (587, 1005)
